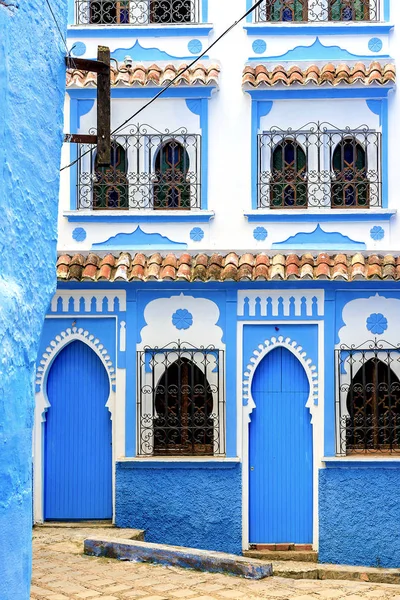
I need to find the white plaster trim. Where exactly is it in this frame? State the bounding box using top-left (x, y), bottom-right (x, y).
top-left (243, 335), bottom-right (319, 424)
top-left (117, 457), bottom-right (241, 463)
top-left (50, 290), bottom-right (127, 312)
top-left (33, 323), bottom-right (122, 524)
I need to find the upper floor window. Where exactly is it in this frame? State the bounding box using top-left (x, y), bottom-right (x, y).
top-left (77, 0), bottom-right (200, 25)
top-left (336, 341), bottom-right (400, 455)
top-left (258, 122), bottom-right (381, 209)
top-left (76, 125), bottom-right (201, 211)
top-left (137, 343), bottom-right (225, 456)
top-left (255, 0), bottom-right (378, 22)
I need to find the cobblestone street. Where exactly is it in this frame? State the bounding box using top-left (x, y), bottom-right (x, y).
top-left (31, 527), bottom-right (400, 600)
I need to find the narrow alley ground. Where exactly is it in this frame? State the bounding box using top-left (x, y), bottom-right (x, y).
top-left (31, 527), bottom-right (400, 600)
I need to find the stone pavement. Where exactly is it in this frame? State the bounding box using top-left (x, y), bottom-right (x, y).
top-left (31, 526), bottom-right (400, 600)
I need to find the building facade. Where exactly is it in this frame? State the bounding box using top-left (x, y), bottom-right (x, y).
top-left (34, 0), bottom-right (400, 568)
top-left (0, 0), bottom-right (67, 597)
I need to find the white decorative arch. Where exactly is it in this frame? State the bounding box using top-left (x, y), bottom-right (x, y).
top-left (242, 335), bottom-right (319, 423)
top-left (35, 326), bottom-right (116, 423)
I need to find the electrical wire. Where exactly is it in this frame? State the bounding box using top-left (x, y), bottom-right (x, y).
top-left (44, 0), bottom-right (77, 68)
top-left (60, 0), bottom-right (265, 172)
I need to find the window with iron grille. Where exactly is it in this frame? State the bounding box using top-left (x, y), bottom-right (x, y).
top-left (76, 125), bottom-right (201, 210)
top-left (258, 122), bottom-right (381, 209)
top-left (76, 0), bottom-right (200, 25)
top-left (336, 340), bottom-right (400, 455)
top-left (137, 342), bottom-right (225, 456)
top-left (254, 0), bottom-right (378, 22)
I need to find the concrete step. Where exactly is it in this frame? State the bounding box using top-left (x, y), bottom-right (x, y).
top-left (273, 560), bottom-right (400, 585)
top-left (84, 537), bottom-right (273, 580)
top-left (245, 550), bottom-right (318, 563)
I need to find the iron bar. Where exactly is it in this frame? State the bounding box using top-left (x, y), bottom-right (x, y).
top-left (75, 0), bottom-right (200, 25)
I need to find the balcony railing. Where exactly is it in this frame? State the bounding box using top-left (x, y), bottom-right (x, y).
top-left (255, 0), bottom-right (379, 22)
top-left (75, 0), bottom-right (200, 25)
top-left (257, 122), bottom-right (381, 209)
top-left (76, 125), bottom-right (201, 210)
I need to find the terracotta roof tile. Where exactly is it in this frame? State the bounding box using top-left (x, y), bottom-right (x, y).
top-left (56, 253), bottom-right (400, 283)
top-left (67, 62), bottom-right (220, 88)
top-left (243, 62), bottom-right (396, 87)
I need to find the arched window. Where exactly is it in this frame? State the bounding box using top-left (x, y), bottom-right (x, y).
top-left (154, 358), bottom-right (214, 455)
top-left (153, 139), bottom-right (191, 210)
top-left (93, 142), bottom-right (128, 210)
top-left (329, 0), bottom-right (370, 21)
top-left (261, 0), bottom-right (307, 21)
top-left (331, 138), bottom-right (369, 208)
top-left (270, 139), bottom-right (307, 208)
top-left (149, 0), bottom-right (193, 23)
top-left (346, 358), bottom-right (400, 452)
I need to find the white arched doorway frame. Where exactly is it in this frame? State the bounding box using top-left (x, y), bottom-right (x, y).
top-left (33, 326), bottom-right (117, 523)
top-left (238, 328), bottom-right (324, 552)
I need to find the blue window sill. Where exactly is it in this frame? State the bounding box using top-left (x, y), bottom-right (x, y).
top-left (67, 24), bottom-right (213, 38)
top-left (244, 209), bottom-right (396, 223)
top-left (244, 22), bottom-right (393, 36)
top-left (323, 457), bottom-right (400, 468)
top-left (64, 210), bottom-right (215, 223)
top-left (117, 457), bottom-right (241, 469)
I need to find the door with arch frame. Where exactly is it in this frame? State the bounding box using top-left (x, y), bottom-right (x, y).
top-left (44, 340), bottom-right (112, 520)
top-left (249, 345), bottom-right (313, 544)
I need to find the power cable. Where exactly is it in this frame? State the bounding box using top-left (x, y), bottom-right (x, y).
top-left (60, 0), bottom-right (265, 172)
top-left (44, 0), bottom-right (77, 68)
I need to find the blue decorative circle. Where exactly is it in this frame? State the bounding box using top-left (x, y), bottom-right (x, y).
top-left (368, 37), bottom-right (383, 53)
top-left (190, 227), bottom-right (204, 242)
top-left (252, 39), bottom-right (267, 55)
top-left (72, 227), bottom-right (87, 242)
top-left (366, 313), bottom-right (388, 335)
top-left (253, 226), bottom-right (268, 241)
top-left (172, 309), bottom-right (193, 330)
top-left (188, 39), bottom-right (203, 55)
top-left (370, 225), bottom-right (385, 241)
top-left (71, 42), bottom-right (87, 57)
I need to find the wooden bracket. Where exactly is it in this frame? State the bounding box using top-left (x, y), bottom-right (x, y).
top-left (64, 46), bottom-right (111, 166)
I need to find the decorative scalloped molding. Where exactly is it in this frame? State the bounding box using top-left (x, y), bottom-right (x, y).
top-left (35, 327), bottom-right (117, 415)
top-left (242, 336), bottom-right (319, 423)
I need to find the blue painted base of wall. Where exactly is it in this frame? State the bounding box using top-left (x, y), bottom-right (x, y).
top-left (116, 462), bottom-right (242, 555)
top-left (319, 467), bottom-right (400, 568)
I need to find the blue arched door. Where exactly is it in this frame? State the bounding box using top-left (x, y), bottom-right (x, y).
top-left (249, 347), bottom-right (313, 543)
top-left (44, 340), bottom-right (112, 520)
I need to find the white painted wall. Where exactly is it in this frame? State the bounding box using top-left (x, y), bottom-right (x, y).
top-left (59, 0), bottom-right (399, 253)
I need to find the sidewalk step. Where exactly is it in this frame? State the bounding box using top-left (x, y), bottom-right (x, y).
top-left (272, 560), bottom-right (400, 585)
top-left (36, 521), bottom-right (113, 528)
top-left (84, 537), bottom-right (273, 580)
top-left (245, 550), bottom-right (318, 563)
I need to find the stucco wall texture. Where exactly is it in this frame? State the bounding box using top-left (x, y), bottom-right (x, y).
top-left (0, 1), bottom-right (67, 597)
top-left (116, 463), bottom-right (242, 555)
top-left (319, 467), bottom-right (400, 568)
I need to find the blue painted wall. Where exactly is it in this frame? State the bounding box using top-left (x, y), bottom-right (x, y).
top-left (319, 467), bottom-right (400, 568)
top-left (0, 0), bottom-right (67, 596)
top-left (115, 462), bottom-right (242, 555)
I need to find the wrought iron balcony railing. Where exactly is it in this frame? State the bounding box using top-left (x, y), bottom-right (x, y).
top-left (76, 0), bottom-right (200, 25)
top-left (254, 0), bottom-right (379, 22)
top-left (336, 340), bottom-right (400, 455)
top-left (75, 125), bottom-right (201, 210)
top-left (257, 122), bottom-right (381, 209)
top-left (137, 342), bottom-right (225, 456)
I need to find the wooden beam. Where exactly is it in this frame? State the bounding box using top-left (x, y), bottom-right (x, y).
top-left (64, 134), bottom-right (97, 144)
top-left (65, 56), bottom-right (109, 74)
top-left (96, 45), bottom-right (111, 166)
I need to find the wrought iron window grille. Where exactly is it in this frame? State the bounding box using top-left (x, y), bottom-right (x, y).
top-left (335, 339), bottom-right (400, 455)
top-left (254, 0), bottom-right (379, 22)
top-left (76, 124), bottom-right (201, 210)
top-left (137, 342), bottom-right (225, 457)
top-left (257, 122), bottom-right (381, 209)
top-left (76, 0), bottom-right (200, 25)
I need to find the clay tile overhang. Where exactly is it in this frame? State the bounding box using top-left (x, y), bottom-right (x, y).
top-left (67, 62), bottom-right (220, 88)
top-left (56, 253), bottom-right (400, 284)
top-left (243, 62), bottom-right (396, 88)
